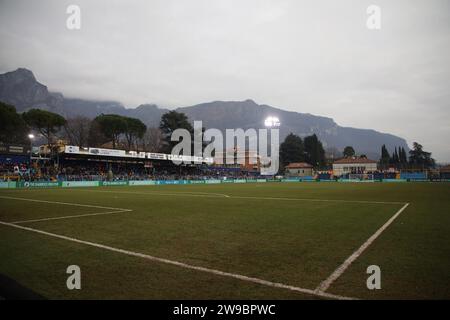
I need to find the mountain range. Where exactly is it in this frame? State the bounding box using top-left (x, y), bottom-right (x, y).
top-left (0, 68), bottom-right (409, 159)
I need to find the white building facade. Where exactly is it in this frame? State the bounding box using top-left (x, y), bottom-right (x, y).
top-left (285, 162), bottom-right (314, 177)
top-left (332, 157), bottom-right (378, 176)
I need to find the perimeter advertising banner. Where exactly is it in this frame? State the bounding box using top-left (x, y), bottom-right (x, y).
top-left (63, 145), bottom-right (212, 163)
top-left (64, 145), bottom-right (80, 154)
top-left (18, 181), bottom-right (60, 188)
top-left (0, 178), bottom-right (430, 189)
top-left (0, 181), bottom-right (17, 188)
top-left (128, 180), bottom-right (157, 186)
top-left (89, 148), bottom-right (127, 157)
top-left (156, 180), bottom-right (190, 185)
top-left (64, 146), bottom-right (147, 159)
top-left (62, 181), bottom-right (99, 187)
top-left (189, 180), bottom-right (206, 184)
top-left (101, 181), bottom-right (128, 186)
top-left (204, 180), bottom-right (221, 184)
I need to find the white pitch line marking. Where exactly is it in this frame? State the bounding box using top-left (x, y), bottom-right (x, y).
top-left (232, 195), bottom-right (404, 205)
top-left (0, 220), bottom-right (356, 300)
top-left (164, 191), bottom-right (231, 198)
top-left (76, 189), bottom-right (401, 205)
top-left (11, 210), bottom-right (132, 224)
top-left (315, 202), bottom-right (410, 293)
top-left (0, 195), bottom-right (132, 224)
top-left (0, 195), bottom-right (130, 211)
top-left (77, 189), bottom-right (231, 199)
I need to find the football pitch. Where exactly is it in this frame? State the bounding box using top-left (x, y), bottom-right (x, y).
top-left (0, 182), bottom-right (449, 299)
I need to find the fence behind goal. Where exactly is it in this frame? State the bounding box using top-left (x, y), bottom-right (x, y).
top-left (347, 173), bottom-right (375, 181)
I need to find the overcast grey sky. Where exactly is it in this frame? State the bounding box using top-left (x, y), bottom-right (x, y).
top-left (0, 0), bottom-right (449, 161)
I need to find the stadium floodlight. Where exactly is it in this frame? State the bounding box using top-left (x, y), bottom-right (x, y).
top-left (28, 133), bottom-right (35, 139)
top-left (264, 116), bottom-right (281, 127)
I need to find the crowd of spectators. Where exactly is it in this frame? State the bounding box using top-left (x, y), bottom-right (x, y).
top-left (0, 161), bottom-right (58, 182)
top-left (2, 160), bottom-right (439, 182)
top-left (1, 162), bottom-right (31, 181)
top-left (0, 160), bottom-right (265, 182)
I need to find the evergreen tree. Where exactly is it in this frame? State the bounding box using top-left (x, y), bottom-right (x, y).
top-left (159, 111), bottom-right (194, 153)
top-left (0, 102), bottom-right (29, 144)
top-left (393, 147), bottom-right (399, 165)
top-left (123, 117), bottom-right (147, 151)
top-left (304, 134), bottom-right (326, 168)
top-left (279, 133), bottom-right (304, 167)
top-left (400, 147), bottom-right (408, 164)
top-left (93, 114), bottom-right (127, 149)
top-left (398, 147), bottom-right (407, 168)
top-left (22, 109), bottom-right (67, 146)
top-left (380, 145), bottom-right (390, 168)
top-left (343, 146), bottom-right (355, 158)
top-left (409, 142), bottom-right (435, 169)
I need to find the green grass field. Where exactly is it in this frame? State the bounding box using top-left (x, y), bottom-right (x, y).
top-left (0, 182), bottom-right (449, 299)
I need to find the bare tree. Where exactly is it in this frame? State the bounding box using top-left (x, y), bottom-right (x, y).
top-left (64, 116), bottom-right (92, 147)
top-left (140, 127), bottom-right (164, 152)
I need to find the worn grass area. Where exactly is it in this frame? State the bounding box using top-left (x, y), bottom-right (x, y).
top-left (0, 182), bottom-right (449, 299)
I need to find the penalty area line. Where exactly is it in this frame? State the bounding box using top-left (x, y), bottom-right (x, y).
top-left (10, 209), bottom-right (132, 224)
top-left (0, 220), bottom-right (356, 300)
top-left (0, 195), bottom-right (131, 211)
top-left (0, 195), bottom-right (132, 224)
top-left (315, 202), bottom-right (410, 293)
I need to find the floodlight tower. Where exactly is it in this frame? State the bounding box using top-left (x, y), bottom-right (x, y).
top-left (264, 116), bottom-right (281, 128)
top-left (28, 133), bottom-right (35, 162)
top-left (28, 133), bottom-right (35, 177)
top-left (261, 117), bottom-right (281, 176)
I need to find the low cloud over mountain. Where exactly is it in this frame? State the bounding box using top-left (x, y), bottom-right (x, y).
top-left (0, 68), bottom-right (409, 159)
